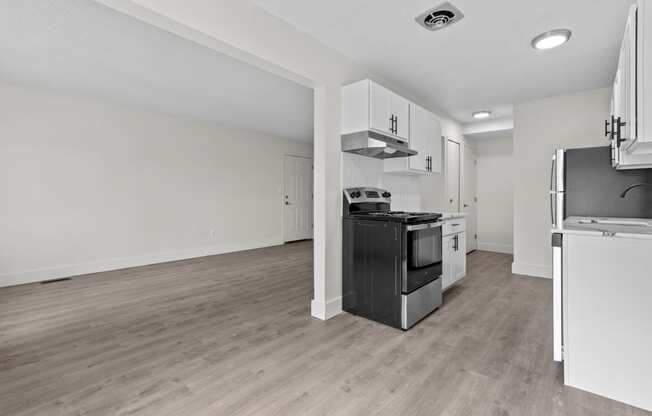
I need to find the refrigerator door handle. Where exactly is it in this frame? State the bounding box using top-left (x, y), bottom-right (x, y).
top-left (550, 154), bottom-right (556, 193)
top-left (550, 153), bottom-right (557, 227)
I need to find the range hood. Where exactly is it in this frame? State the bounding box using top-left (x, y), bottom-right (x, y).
top-left (341, 130), bottom-right (418, 159)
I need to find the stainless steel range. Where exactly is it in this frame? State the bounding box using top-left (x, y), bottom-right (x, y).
top-left (342, 187), bottom-right (443, 330)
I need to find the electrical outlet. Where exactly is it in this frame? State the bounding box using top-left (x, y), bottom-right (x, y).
top-left (209, 230), bottom-right (216, 240)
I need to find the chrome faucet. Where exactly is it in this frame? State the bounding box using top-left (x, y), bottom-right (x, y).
top-left (620, 183), bottom-right (652, 198)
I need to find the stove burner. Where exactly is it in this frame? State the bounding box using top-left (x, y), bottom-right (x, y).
top-left (364, 211), bottom-right (432, 217)
top-left (343, 187), bottom-right (442, 223)
top-left (350, 210), bottom-right (442, 223)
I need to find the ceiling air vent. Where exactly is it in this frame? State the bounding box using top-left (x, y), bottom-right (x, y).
top-left (415, 2), bottom-right (464, 32)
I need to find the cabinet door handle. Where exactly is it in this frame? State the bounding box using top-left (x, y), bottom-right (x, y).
top-left (389, 115), bottom-right (394, 133)
top-left (394, 115), bottom-right (398, 135)
top-left (604, 119), bottom-right (611, 138)
top-left (616, 116), bottom-right (627, 147)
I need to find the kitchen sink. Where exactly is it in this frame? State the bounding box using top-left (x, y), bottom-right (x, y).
top-left (577, 219), bottom-right (652, 227)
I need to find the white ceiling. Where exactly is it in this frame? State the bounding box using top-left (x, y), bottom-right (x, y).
top-left (255, 0), bottom-right (635, 124)
top-left (0, 0), bottom-right (314, 142)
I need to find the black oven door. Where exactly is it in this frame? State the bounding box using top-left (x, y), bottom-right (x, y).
top-left (404, 222), bottom-right (443, 293)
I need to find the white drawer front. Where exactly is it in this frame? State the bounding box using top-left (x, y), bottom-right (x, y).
top-left (443, 218), bottom-right (466, 236)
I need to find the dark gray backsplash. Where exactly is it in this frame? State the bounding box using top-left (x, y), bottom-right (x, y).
top-left (565, 146), bottom-right (652, 218)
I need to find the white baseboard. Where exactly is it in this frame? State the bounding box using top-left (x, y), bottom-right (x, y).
top-left (311, 296), bottom-right (342, 320)
top-left (0, 239), bottom-right (282, 288)
top-left (477, 242), bottom-right (513, 254)
top-left (512, 262), bottom-right (552, 279)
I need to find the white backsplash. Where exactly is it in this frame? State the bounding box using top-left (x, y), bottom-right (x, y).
top-left (342, 153), bottom-right (421, 212)
top-left (383, 174), bottom-right (421, 212)
top-left (342, 152), bottom-right (383, 188)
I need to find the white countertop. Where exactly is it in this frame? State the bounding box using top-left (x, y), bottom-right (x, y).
top-left (440, 212), bottom-right (467, 220)
top-left (556, 216), bottom-right (652, 240)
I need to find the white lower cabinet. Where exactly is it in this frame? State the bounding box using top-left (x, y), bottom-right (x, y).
top-left (564, 233), bottom-right (652, 411)
top-left (442, 235), bottom-right (454, 289)
top-left (442, 219), bottom-right (466, 291)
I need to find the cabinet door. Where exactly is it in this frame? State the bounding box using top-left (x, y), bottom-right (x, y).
top-left (565, 234), bottom-right (652, 411)
top-left (430, 117), bottom-right (443, 173)
top-left (617, 14), bottom-right (636, 148)
top-left (453, 233), bottom-right (467, 281)
top-left (408, 105), bottom-right (428, 172)
top-left (348, 220), bottom-right (402, 327)
top-left (370, 82), bottom-right (392, 135)
top-left (610, 89), bottom-right (619, 167)
top-left (442, 235), bottom-right (454, 290)
top-left (369, 223), bottom-right (402, 327)
top-left (409, 106), bottom-right (443, 173)
top-left (638, 0), bottom-right (652, 147)
top-left (390, 93), bottom-right (410, 140)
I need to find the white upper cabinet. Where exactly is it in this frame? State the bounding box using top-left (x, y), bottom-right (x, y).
top-left (614, 5), bottom-right (637, 149)
top-left (390, 91), bottom-right (410, 140)
top-left (611, 1), bottom-right (652, 169)
top-left (342, 79), bottom-right (409, 141)
top-left (637, 0), bottom-right (652, 149)
top-left (369, 82), bottom-right (393, 135)
top-left (384, 103), bottom-right (442, 174)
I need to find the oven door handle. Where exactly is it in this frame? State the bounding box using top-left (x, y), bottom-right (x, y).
top-left (406, 221), bottom-right (443, 231)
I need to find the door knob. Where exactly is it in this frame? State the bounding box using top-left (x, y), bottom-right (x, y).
top-left (285, 201), bottom-right (290, 205)
top-left (449, 198), bottom-right (453, 203)
top-left (464, 203), bottom-right (469, 208)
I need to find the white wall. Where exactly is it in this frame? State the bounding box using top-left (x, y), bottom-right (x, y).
top-left (474, 136), bottom-right (514, 254)
top-left (0, 82), bottom-right (312, 287)
top-left (91, 0), bottom-right (369, 320)
top-left (513, 88), bottom-right (610, 278)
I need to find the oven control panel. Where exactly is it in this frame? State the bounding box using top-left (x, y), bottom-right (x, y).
top-left (344, 187), bottom-right (392, 204)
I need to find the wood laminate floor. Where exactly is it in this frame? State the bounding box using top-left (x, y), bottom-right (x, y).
top-left (1, 242), bottom-right (649, 416)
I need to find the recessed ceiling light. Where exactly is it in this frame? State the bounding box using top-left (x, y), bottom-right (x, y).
top-left (531, 29), bottom-right (572, 50)
top-left (472, 111), bottom-right (491, 119)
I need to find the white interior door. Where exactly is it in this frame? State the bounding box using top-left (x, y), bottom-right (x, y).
top-left (283, 155), bottom-right (313, 242)
top-left (446, 140), bottom-right (460, 212)
top-left (463, 145), bottom-right (477, 252)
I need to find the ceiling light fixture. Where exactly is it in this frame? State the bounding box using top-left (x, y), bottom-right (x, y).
top-left (472, 111), bottom-right (492, 119)
top-left (531, 29), bottom-right (572, 50)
